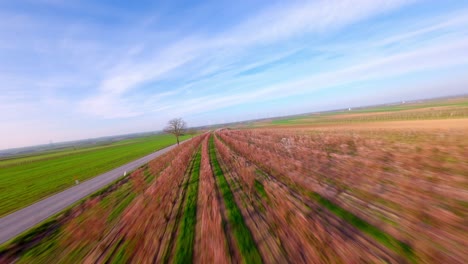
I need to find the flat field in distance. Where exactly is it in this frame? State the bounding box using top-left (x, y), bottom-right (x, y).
top-left (254, 96), bottom-right (468, 127)
top-left (0, 134), bottom-right (192, 216)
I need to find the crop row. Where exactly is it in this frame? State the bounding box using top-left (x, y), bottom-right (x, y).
top-left (87, 135), bottom-right (204, 263)
top-left (173, 147), bottom-right (201, 263)
top-left (208, 135), bottom-right (262, 263)
top-left (214, 134), bottom-right (401, 263)
top-left (214, 135), bottom-right (287, 263)
top-left (194, 136), bottom-right (229, 263)
top-left (217, 128), bottom-right (467, 263)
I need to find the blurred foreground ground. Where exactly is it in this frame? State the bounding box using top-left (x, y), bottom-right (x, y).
top-left (1, 99), bottom-right (467, 263)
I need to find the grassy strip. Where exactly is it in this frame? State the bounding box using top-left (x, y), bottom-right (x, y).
top-left (173, 149), bottom-right (202, 264)
top-left (209, 135), bottom-right (262, 264)
top-left (101, 238), bottom-right (124, 263)
top-left (160, 154), bottom-right (197, 264)
top-left (254, 180), bottom-right (267, 200)
top-left (102, 238), bottom-right (136, 264)
top-left (14, 230), bottom-right (61, 263)
top-left (143, 165), bottom-right (155, 183)
top-left (0, 219), bottom-right (61, 254)
top-left (107, 192), bottom-right (136, 223)
top-left (110, 240), bottom-right (133, 264)
top-left (307, 192), bottom-right (415, 262)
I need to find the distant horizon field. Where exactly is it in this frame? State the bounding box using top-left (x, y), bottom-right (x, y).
top-left (253, 97), bottom-right (468, 127)
top-left (0, 139), bottom-right (144, 167)
top-left (0, 133), bottom-right (192, 217)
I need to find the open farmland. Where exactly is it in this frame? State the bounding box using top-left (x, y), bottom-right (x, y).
top-left (217, 125), bottom-right (467, 263)
top-left (1, 107), bottom-right (466, 263)
top-left (260, 97), bottom-right (468, 127)
top-left (0, 134), bottom-right (193, 216)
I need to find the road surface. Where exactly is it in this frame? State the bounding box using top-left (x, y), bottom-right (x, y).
top-left (0, 141), bottom-right (186, 245)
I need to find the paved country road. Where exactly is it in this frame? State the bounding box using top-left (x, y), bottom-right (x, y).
top-left (0, 140), bottom-right (187, 245)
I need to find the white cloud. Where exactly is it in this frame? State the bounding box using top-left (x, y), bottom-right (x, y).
top-left (153, 36), bottom-right (468, 118)
top-left (79, 94), bottom-right (142, 119)
top-left (78, 0), bottom-right (418, 119)
top-left (216, 0), bottom-right (417, 46)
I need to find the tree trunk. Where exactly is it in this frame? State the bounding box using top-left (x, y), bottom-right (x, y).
top-left (176, 136), bottom-right (180, 145)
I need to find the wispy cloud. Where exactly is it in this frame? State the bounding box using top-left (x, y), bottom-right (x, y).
top-left (1, 0), bottom-right (468, 148)
top-left (218, 0), bottom-right (418, 46)
top-left (135, 7), bottom-right (468, 120)
top-left (77, 0), bottom-right (419, 118)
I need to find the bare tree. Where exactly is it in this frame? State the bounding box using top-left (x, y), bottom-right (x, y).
top-left (164, 118), bottom-right (187, 145)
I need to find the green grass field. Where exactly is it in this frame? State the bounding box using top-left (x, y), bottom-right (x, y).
top-left (174, 149), bottom-right (201, 264)
top-left (0, 141), bottom-right (135, 168)
top-left (0, 134), bottom-right (192, 217)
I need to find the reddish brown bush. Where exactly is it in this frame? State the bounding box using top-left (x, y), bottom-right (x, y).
top-left (216, 128), bottom-right (467, 262)
top-left (194, 136), bottom-right (229, 264)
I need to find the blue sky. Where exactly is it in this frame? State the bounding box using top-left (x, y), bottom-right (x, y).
top-left (1, 0), bottom-right (468, 149)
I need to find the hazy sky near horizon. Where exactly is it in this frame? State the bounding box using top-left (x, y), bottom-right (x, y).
top-left (1, 0), bottom-right (468, 149)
